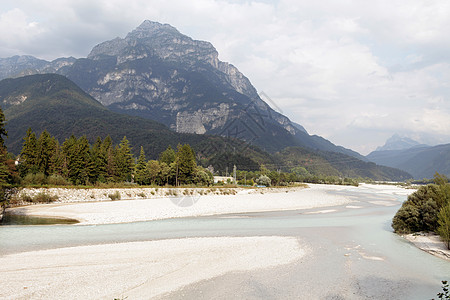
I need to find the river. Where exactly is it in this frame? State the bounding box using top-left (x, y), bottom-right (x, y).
top-left (0, 184), bottom-right (449, 299)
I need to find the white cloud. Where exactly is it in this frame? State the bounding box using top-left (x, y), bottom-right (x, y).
top-left (0, 0), bottom-right (449, 154)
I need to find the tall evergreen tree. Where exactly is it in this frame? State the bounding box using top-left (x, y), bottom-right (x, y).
top-left (114, 136), bottom-right (134, 182)
top-left (36, 130), bottom-right (57, 176)
top-left (19, 128), bottom-right (38, 176)
top-left (159, 146), bottom-right (176, 165)
top-left (91, 137), bottom-right (108, 182)
top-left (135, 146), bottom-right (147, 185)
top-left (62, 135), bottom-right (93, 185)
top-left (49, 140), bottom-right (68, 178)
top-left (102, 135), bottom-right (115, 181)
top-left (175, 144), bottom-right (197, 185)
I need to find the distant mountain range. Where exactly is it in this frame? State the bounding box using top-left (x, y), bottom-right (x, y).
top-left (0, 20), bottom-right (364, 160)
top-left (367, 135), bottom-right (449, 179)
top-left (0, 74), bottom-right (411, 181)
top-left (375, 134), bottom-right (428, 151)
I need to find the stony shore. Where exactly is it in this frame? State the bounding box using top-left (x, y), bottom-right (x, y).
top-left (403, 233), bottom-right (450, 261)
top-left (13, 185), bottom-right (303, 204)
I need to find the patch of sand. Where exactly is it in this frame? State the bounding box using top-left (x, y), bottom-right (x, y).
top-left (403, 233), bottom-right (450, 261)
top-left (0, 236), bottom-right (306, 299)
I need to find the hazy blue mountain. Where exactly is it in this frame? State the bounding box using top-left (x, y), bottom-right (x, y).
top-left (0, 20), bottom-right (364, 159)
top-left (367, 143), bottom-right (450, 179)
top-left (376, 134), bottom-right (428, 151)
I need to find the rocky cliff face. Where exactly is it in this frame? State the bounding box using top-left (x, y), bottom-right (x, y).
top-left (0, 20), bottom-right (364, 157)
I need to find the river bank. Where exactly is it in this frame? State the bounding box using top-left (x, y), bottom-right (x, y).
top-left (403, 233), bottom-right (450, 261)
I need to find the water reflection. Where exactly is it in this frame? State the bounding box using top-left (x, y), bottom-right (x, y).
top-left (1, 213), bottom-right (79, 225)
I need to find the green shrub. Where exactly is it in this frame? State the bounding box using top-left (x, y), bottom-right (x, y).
top-left (108, 191), bottom-right (121, 201)
top-left (256, 175), bottom-right (271, 187)
top-left (19, 192), bottom-right (58, 203)
top-left (437, 204), bottom-right (450, 250)
top-left (47, 174), bottom-right (71, 186)
top-left (22, 173), bottom-right (35, 185)
top-left (33, 192), bottom-right (58, 203)
top-left (18, 193), bottom-right (33, 203)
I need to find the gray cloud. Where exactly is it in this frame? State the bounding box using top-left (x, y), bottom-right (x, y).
top-left (1, 0), bottom-right (449, 154)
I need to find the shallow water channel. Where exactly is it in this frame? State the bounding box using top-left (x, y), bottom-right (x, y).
top-left (0, 185), bottom-right (449, 299)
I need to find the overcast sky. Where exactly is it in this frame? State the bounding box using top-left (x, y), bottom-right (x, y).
top-left (1, 0), bottom-right (449, 154)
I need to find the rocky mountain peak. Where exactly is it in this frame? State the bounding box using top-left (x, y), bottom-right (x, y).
top-left (376, 134), bottom-right (425, 151)
top-left (127, 20), bottom-right (180, 39)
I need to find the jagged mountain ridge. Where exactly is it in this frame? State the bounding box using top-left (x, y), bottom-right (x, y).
top-left (0, 20), bottom-right (364, 158)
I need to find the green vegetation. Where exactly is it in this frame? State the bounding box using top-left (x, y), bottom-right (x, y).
top-left (392, 173), bottom-right (450, 249)
top-left (108, 191), bottom-right (121, 201)
top-left (433, 281), bottom-right (450, 300)
top-left (16, 128), bottom-right (213, 187)
top-left (18, 192), bottom-right (58, 204)
top-left (0, 107), bottom-right (17, 218)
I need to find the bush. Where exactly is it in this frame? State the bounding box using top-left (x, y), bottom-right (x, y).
top-left (108, 191), bottom-right (121, 201)
top-left (33, 192), bottom-right (58, 203)
top-left (47, 175), bottom-right (71, 186)
top-left (18, 192), bottom-right (58, 203)
top-left (256, 175), bottom-right (271, 187)
top-left (437, 204), bottom-right (450, 250)
top-left (392, 184), bottom-right (443, 233)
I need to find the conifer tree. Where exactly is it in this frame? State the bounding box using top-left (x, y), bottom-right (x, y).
top-left (114, 136), bottom-right (134, 182)
top-left (91, 137), bottom-right (108, 182)
top-left (49, 140), bottom-right (68, 178)
top-left (102, 135), bottom-right (115, 181)
top-left (36, 130), bottom-right (57, 176)
top-left (62, 135), bottom-right (93, 185)
top-left (159, 146), bottom-right (176, 165)
top-left (19, 128), bottom-right (38, 176)
top-left (135, 146), bottom-right (147, 185)
top-left (175, 144), bottom-right (196, 184)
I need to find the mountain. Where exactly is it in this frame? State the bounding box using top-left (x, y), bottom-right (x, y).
top-left (0, 73), bottom-right (271, 170)
top-left (0, 20), bottom-right (364, 159)
top-left (376, 134), bottom-right (428, 151)
top-left (0, 74), bottom-right (410, 180)
top-left (367, 144), bottom-right (450, 179)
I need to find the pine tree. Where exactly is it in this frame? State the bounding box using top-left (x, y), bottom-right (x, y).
top-left (175, 144), bottom-right (196, 185)
top-left (102, 136), bottom-right (115, 181)
top-left (19, 128), bottom-right (38, 176)
top-left (159, 146), bottom-right (176, 165)
top-left (62, 135), bottom-right (93, 185)
top-left (135, 146), bottom-right (147, 185)
top-left (49, 140), bottom-right (68, 178)
top-left (36, 130), bottom-right (57, 176)
top-left (114, 136), bottom-right (134, 182)
top-left (91, 137), bottom-right (107, 183)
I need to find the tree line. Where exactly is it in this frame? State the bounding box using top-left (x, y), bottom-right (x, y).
top-left (17, 129), bottom-right (213, 186)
